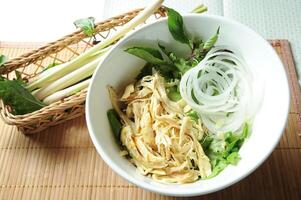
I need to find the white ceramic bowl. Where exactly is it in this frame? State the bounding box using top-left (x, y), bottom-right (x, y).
top-left (86, 14), bottom-right (290, 196)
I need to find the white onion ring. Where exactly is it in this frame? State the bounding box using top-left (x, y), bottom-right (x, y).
top-left (180, 46), bottom-right (259, 134)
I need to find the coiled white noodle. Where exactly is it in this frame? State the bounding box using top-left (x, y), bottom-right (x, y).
top-left (180, 46), bottom-right (256, 134)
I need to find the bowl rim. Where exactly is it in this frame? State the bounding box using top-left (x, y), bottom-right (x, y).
top-left (86, 13), bottom-right (290, 197)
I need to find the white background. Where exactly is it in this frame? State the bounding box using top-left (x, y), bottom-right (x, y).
top-left (0, 0), bottom-right (300, 84)
top-left (0, 0), bottom-right (106, 42)
top-left (0, 0), bottom-right (208, 42)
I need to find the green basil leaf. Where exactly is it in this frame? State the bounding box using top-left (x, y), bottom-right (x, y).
top-left (0, 79), bottom-right (45, 115)
top-left (203, 27), bottom-right (220, 50)
top-left (159, 43), bottom-right (197, 73)
top-left (166, 7), bottom-right (191, 48)
top-left (74, 17), bottom-right (96, 37)
top-left (125, 47), bottom-right (166, 65)
top-left (158, 43), bottom-right (173, 64)
top-left (158, 43), bottom-right (168, 55)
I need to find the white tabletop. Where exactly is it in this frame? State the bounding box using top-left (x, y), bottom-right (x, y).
top-left (1, 0), bottom-right (300, 85)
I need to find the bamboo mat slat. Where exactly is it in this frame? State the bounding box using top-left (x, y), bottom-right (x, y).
top-left (0, 40), bottom-right (300, 200)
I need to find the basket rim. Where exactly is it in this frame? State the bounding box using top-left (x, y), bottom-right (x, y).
top-left (0, 8), bottom-right (147, 75)
top-left (0, 6), bottom-right (166, 123)
top-left (0, 89), bottom-right (87, 119)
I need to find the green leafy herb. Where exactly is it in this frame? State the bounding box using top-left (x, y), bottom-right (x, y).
top-left (186, 110), bottom-right (199, 122)
top-left (165, 7), bottom-right (192, 48)
top-left (125, 47), bottom-right (177, 78)
top-left (125, 47), bottom-right (166, 65)
top-left (174, 57), bottom-right (196, 73)
top-left (158, 43), bottom-right (173, 64)
top-left (166, 85), bottom-right (181, 101)
top-left (202, 123), bottom-right (250, 178)
top-left (0, 78), bottom-right (45, 115)
top-left (159, 43), bottom-right (196, 74)
top-left (154, 64), bottom-right (178, 79)
top-left (206, 159), bottom-right (227, 179)
top-left (203, 27), bottom-right (220, 51)
top-left (0, 55), bottom-right (7, 67)
top-left (126, 10), bottom-right (220, 81)
top-left (74, 17), bottom-right (96, 37)
top-left (226, 152), bottom-right (240, 165)
top-left (107, 109), bottom-right (123, 140)
top-left (209, 138), bottom-right (226, 153)
top-left (190, 40), bottom-right (207, 61)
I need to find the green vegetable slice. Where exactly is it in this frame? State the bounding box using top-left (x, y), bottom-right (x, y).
top-left (166, 85), bottom-right (181, 102)
top-left (226, 152), bottom-right (240, 165)
top-left (107, 109), bottom-right (123, 140)
top-left (206, 159), bottom-right (227, 179)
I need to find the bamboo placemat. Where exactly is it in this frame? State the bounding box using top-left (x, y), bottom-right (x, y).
top-left (0, 40), bottom-right (300, 200)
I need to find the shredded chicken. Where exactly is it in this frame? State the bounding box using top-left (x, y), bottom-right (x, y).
top-left (108, 73), bottom-right (211, 183)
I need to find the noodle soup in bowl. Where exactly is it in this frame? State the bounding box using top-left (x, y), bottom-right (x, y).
top-left (86, 14), bottom-right (290, 196)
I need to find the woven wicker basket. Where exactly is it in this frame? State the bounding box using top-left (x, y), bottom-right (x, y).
top-left (0, 7), bottom-right (166, 134)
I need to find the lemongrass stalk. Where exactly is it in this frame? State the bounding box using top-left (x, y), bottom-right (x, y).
top-left (191, 4), bottom-right (208, 13)
top-left (29, 62), bottom-right (65, 84)
top-left (35, 56), bottom-right (101, 100)
top-left (43, 79), bottom-right (90, 105)
top-left (37, 46), bottom-right (111, 82)
top-left (26, 0), bottom-right (164, 91)
top-left (27, 46), bottom-right (109, 91)
top-left (31, 88), bottom-right (41, 96)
